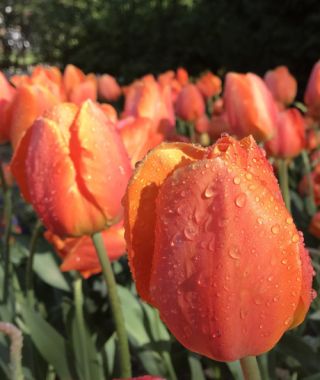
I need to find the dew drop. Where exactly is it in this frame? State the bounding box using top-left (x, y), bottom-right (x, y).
top-left (286, 217), bottom-right (293, 224)
top-left (257, 217), bottom-right (263, 225)
top-left (228, 247), bottom-right (240, 260)
top-left (240, 308), bottom-right (248, 319)
top-left (184, 226), bottom-right (198, 240)
top-left (292, 234), bottom-right (299, 243)
top-left (245, 173), bottom-right (253, 180)
top-left (271, 224), bottom-right (280, 234)
top-left (233, 176), bottom-right (241, 185)
top-left (235, 193), bottom-right (247, 208)
top-left (204, 185), bottom-right (215, 198)
top-left (273, 296), bottom-right (279, 302)
top-left (281, 259), bottom-right (288, 265)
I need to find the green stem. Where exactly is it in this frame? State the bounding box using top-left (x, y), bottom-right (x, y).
top-left (301, 150), bottom-right (317, 215)
top-left (91, 232), bottom-right (131, 378)
top-left (74, 277), bottom-right (91, 380)
top-left (25, 220), bottom-right (42, 302)
top-left (0, 322), bottom-right (24, 380)
top-left (240, 356), bottom-right (262, 380)
top-left (278, 159), bottom-right (291, 213)
top-left (1, 162), bottom-right (12, 303)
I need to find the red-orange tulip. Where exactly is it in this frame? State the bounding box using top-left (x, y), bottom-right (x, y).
top-left (176, 67), bottom-right (189, 86)
top-left (124, 135), bottom-right (314, 362)
top-left (175, 84), bottom-right (205, 122)
top-left (45, 221), bottom-right (126, 278)
top-left (305, 60), bottom-right (320, 119)
top-left (98, 74), bottom-right (122, 101)
top-left (309, 212), bottom-right (320, 238)
top-left (264, 66), bottom-right (297, 107)
top-left (11, 100), bottom-right (132, 237)
top-left (265, 108), bottom-right (306, 158)
top-left (223, 72), bottom-right (277, 142)
top-left (9, 84), bottom-right (60, 149)
top-left (196, 71), bottom-right (222, 99)
top-left (0, 72), bottom-right (16, 143)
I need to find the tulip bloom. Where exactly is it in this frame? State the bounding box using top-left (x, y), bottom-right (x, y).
top-left (45, 221), bottom-right (126, 278)
top-left (305, 60), bottom-right (320, 119)
top-left (309, 212), bottom-right (320, 238)
top-left (265, 108), bottom-right (306, 158)
top-left (12, 100), bottom-right (132, 237)
top-left (9, 84), bottom-right (60, 149)
top-left (264, 66), bottom-right (297, 107)
top-left (98, 74), bottom-right (122, 102)
top-left (223, 72), bottom-right (278, 142)
top-left (0, 72), bottom-right (16, 143)
top-left (175, 84), bottom-right (205, 122)
top-left (124, 135), bottom-right (314, 362)
top-left (196, 71), bottom-right (222, 99)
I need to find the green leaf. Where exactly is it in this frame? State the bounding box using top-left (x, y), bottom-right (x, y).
top-left (33, 252), bottom-right (70, 292)
top-left (188, 354), bottom-right (205, 380)
top-left (21, 304), bottom-right (73, 380)
top-left (226, 361), bottom-right (243, 380)
top-left (277, 333), bottom-right (320, 374)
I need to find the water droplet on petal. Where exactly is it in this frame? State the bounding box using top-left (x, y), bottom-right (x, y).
top-left (235, 193), bottom-right (247, 208)
top-left (204, 185), bottom-right (215, 198)
top-left (292, 234), bottom-right (299, 243)
top-left (271, 224), bottom-right (280, 234)
top-left (245, 173), bottom-right (253, 180)
top-left (229, 247), bottom-right (240, 260)
top-left (281, 259), bottom-right (288, 265)
top-left (184, 226), bottom-right (198, 240)
top-left (286, 217), bottom-right (293, 224)
top-left (233, 176), bottom-right (241, 185)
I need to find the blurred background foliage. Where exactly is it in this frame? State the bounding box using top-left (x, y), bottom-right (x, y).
top-left (1, 0), bottom-right (320, 90)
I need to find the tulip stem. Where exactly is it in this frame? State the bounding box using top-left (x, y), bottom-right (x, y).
top-left (240, 356), bottom-right (262, 380)
top-left (74, 277), bottom-right (91, 380)
top-left (25, 220), bottom-right (42, 302)
top-left (0, 163), bottom-right (12, 304)
top-left (301, 150), bottom-right (317, 215)
top-left (91, 232), bottom-right (131, 378)
top-left (278, 159), bottom-right (291, 213)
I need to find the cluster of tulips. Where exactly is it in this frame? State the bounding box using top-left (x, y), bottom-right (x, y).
top-left (1, 60), bottom-right (320, 379)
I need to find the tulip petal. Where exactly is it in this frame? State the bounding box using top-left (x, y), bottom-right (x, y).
top-left (70, 100), bottom-right (132, 222)
top-left (21, 118), bottom-right (106, 236)
top-left (123, 142), bottom-right (206, 302)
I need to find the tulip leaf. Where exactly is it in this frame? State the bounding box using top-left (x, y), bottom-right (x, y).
top-left (104, 333), bottom-right (116, 377)
top-left (33, 252), bottom-right (71, 292)
top-left (117, 285), bottom-right (168, 376)
top-left (277, 333), bottom-right (320, 373)
top-left (303, 374), bottom-right (320, 380)
top-left (21, 304), bottom-right (73, 380)
top-left (70, 307), bottom-right (104, 380)
top-left (188, 354), bottom-right (205, 380)
top-left (226, 361), bottom-right (243, 380)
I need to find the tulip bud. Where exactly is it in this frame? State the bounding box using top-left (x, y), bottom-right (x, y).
top-left (264, 66), bottom-right (297, 107)
top-left (12, 100), bottom-right (132, 237)
top-left (124, 135), bottom-right (314, 362)
top-left (223, 72), bottom-right (278, 142)
top-left (265, 108), bottom-right (305, 158)
top-left (175, 84), bottom-right (205, 122)
top-left (305, 60), bottom-right (320, 119)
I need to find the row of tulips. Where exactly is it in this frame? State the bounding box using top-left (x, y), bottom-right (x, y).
top-left (0, 60), bottom-right (320, 379)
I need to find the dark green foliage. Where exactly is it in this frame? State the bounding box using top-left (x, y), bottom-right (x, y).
top-left (1, 0), bottom-right (320, 89)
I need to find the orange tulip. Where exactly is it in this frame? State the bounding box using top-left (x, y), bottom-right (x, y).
top-left (265, 109), bottom-right (306, 158)
top-left (299, 164), bottom-right (320, 206)
top-left (123, 75), bottom-right (175, 133)
top-left (223, 72), bottom-right (277, 142)
top-left (98, 74), bottom-right (122, 101)
top-left (176, 67), bottom-right (189, 86)
top-left (305, 60), bottom-right (320, 119)
top-left (264, 66), bottom-right (297, 107)
top-left (45, 221), bottom-right (126, 278)
top-left (9, 84), bottom-right (60, 149)
top-left (309, 212), bottom-right (320, 238)
top-left (196, 71), bottom-right (222, 99)
top-left (11, 100), bottom-right (132, 237)
top-left (118, 116), bottom-right (163, 166)
top-left (0, 72), bottom-right (16, 143)
top-left (175, 84), bottom-right (205, 122)
top-left (124, 135), bottom-right (314, 362)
